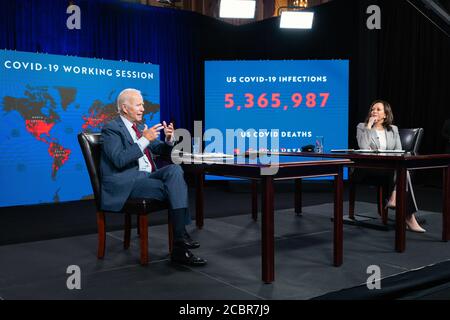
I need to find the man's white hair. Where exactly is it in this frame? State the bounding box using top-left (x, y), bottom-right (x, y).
top-left (117, 88), bottom-right (142, 113)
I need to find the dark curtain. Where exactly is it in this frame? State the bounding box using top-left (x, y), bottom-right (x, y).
top-left (375, 0), bottom-right (450, 155)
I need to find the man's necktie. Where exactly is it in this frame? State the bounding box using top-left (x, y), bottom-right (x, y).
top-left (132, 123), bottom-right (156, 172)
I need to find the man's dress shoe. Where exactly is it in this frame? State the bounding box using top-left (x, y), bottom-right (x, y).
top-left (183, 233), bottom-right (200, 249)
top-left (171, 247), bottom-right (207, 266)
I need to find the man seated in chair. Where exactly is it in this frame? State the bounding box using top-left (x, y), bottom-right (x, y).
top-left (100, 88), bottom-right (206, 266)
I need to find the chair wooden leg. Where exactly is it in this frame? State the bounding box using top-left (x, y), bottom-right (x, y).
top-left (381, 185), bottom-right (388, 225)
top-left (96, 211), bottom-right (106, 259)
top-left (168, 215), bottom-right (174, 254)
top-left (139, 214), bottom-right (149, 265)
top-left (124, 213), bottom-right (131, 249)
top-left (377, 185), bottom-right (389, 225)
top-left (349, 182), bottom-right (356, 219)
top-left (382, 206), bottom-right (388, 225)
top-left (377, 186), bottom-right (383, 217)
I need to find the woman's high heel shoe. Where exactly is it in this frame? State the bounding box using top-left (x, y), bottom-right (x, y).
top-left (385, 201), bottom-right (396, 210)
top-left (405, 222), bottom-right (426, 233)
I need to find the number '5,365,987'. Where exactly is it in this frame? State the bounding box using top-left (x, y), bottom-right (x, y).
top-left (224, 92), bottom-right (330, 111)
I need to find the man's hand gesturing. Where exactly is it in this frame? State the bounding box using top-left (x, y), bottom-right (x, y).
top-left (143, 123), bottom-right (164, 141)
top-left (163, 121), bottom-right (174, 141)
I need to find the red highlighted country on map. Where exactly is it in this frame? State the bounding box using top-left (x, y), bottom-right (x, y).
top-left (25, 118), bottom-right (55, 142)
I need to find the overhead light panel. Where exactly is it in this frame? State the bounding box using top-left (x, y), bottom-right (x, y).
top-left (280, 11), bottom-right (314, 29)
top-left (219, 0), bottom-right (256, 19)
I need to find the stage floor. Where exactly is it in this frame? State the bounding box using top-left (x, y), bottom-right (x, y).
top-left (0, 202), bottom-right (449, 300)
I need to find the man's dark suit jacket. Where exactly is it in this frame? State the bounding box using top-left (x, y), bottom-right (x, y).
top-left (100, 117), bottom-right (173, 212)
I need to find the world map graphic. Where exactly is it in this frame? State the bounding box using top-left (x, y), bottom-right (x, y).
top-left (1, 85), bottom-right (160, 204)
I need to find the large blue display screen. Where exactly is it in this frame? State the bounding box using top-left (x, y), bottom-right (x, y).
top-left (205, 60), bottom-right (349, 180)
top-left (0, 50), bottom-right (160, 207)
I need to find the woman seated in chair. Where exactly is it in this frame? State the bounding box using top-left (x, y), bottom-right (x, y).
top-left (356, 99), bottom-right (426, 233)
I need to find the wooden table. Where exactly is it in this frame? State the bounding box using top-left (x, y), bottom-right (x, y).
top-left (276, 152), bottom-right (450, 253)
top-left (181, 155), bottom-right (352, 283)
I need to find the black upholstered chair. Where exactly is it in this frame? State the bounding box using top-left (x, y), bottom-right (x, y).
top-left (77, 132), bottom-right (173, 265)
top-left (398, 128), bottom-right (424, 154)
top-left (348, 128), bottom-right (424, 224)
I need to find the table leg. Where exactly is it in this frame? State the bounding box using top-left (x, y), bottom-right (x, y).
top-left (348, 179), bottom-right (356, 219)
top-left (443, 166), bottom-right (450, 241)
top-left (295, 179), bottom-right (302, 215)
top-left (395, 167), bottom-right (407, 252)
top-left (261, 177), bottom-right (274, 283)
top-left (334, 167), bottom-right (343, 266)
top-left (195, 172), bottom-right (204, 229)
top-left (252, 180), bottom-right (258, 221)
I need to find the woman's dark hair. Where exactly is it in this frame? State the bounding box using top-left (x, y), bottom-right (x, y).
top-left (364, 99), bottom-right (394, 131)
